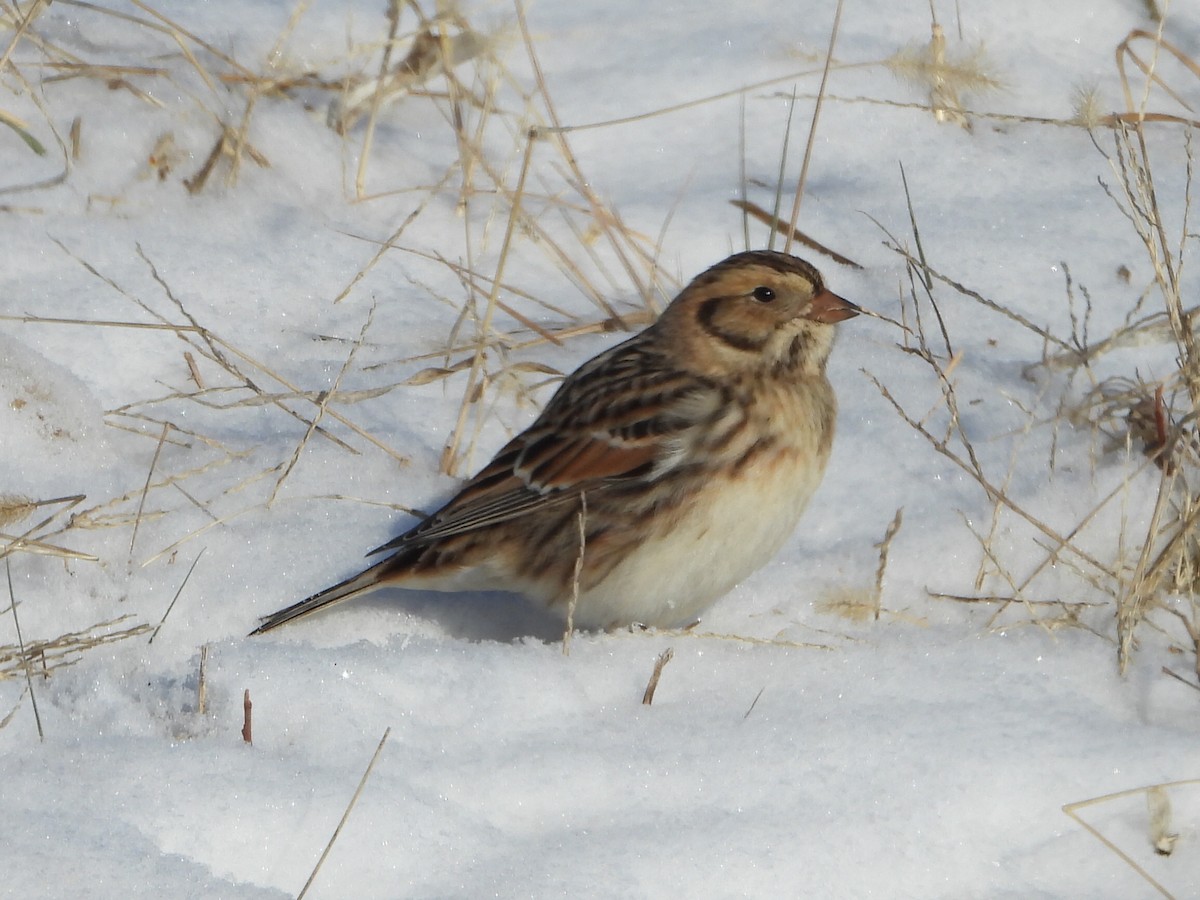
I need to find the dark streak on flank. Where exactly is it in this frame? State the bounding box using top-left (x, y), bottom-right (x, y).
top-left (697, 297), bottom-right (767, 353)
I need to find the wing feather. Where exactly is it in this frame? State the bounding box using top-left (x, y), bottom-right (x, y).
top-left (370, 334), bottom-right (723, 556)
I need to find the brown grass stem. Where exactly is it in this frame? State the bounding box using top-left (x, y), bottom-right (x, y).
top-left (6, 559), bottom-right (43, 740)
top-left (297, 727), bottom-right (392, 899)
top-left (783, 0), bottom-right (844, 255)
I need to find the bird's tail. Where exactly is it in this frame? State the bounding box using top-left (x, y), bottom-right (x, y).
top-left (250, 559), bottom-right (393, 635)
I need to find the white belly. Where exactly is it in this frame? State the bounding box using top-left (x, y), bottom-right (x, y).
top-left (569, 447), bottom-right (827, 629)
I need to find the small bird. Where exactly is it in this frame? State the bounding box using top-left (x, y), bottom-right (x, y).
top-left (252, 250), bottom-right (859, 635)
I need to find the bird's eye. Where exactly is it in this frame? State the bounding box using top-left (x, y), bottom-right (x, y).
top-left (751, 286), bottom-right (776, 302)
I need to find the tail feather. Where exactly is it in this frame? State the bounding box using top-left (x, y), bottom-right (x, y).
top-left (250, 560), bottom-right (392, 635)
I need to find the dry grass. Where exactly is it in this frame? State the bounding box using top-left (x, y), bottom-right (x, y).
top-left (1, 0), bottom-right (858, 616)
top-left (1063, 778), bottom-right (1200, 898)
top-left (0, 0), bottom-right (860, 735)
top-left (862, 13), bottom-right (1200, 677)
top-left (297, 726), bottom-right (392, 899)
top-left (1, 0), bottom-right (1196, 704)
top-left (3, 7), bottom-right (1198, 896)
top-left (641, 646), bottom-right (673, 705)
top-left (0, 614), bottom-right (151, 682)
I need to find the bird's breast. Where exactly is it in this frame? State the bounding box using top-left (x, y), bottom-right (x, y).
top-left (570, 377), bottom-right (836, 629)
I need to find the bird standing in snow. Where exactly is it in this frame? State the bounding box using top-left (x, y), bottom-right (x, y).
top-left (252, 250), bottom-right (859, 634)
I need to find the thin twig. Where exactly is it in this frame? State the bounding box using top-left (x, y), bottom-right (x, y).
top-left (241, 689), bottom-right (252, 744)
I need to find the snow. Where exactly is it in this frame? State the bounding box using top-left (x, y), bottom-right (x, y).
top-left (2, 0), bottom-right (1199, 897)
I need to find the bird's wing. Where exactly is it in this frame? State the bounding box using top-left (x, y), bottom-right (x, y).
top-left (370, 337), bottom-right (723, 554)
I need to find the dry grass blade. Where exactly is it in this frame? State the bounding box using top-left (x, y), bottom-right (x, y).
top-left (148, 549), bottom-right (205, 644)
top-left (1063, 779), bottom-right (1200, 898)
top-left (443, 130), bottom-right (535, 475)
top-left (618, 629), bottom-right (837, 652)
top-left (138, 503), bottom-right (261, 567)
top-left (783, 0), bottom-right (844, 254)
top-left (129, 422), bottom-right (170, 558)
top-left (765, 87), bottom-right (799, 254)
top-left (896, 160), bottom-right (953, 355)
top-left (5, 560), bottom-right (42, 739)
top-left (541, 66), bottom-right (852, 136)
top-left (766, 90), bottom-right (1200, 130)
top-left (297, 727), bottom-right (392, 900)
top-left (881, 239), bottom-right (1073, 353)
top-left (0, 0), bottom-right (51, 73)
top-left (0, 494), bottom-right (89, 563)
top-left (350, 0), bottom-right (403, 198)
top-left (0, 533), bottom-right (96, 561)
top-left (268, 300), bottom-right (379, 507)
top-left (641, 647), bottom-right (674, 705)
top-left (930, 591), bottom-right (1103, 611)
top-left (1116, 28), bottom-right (1200, 118)
top-left (730, 200), bottom-right (862, 268)
top-left (331, 22), bottom-right (490, 136)
top-left (332, 169), bottom-right (453, 303)
top-left (866, 371), bottom-right (1112, 588)
top-left (873, 508), bottom-right (903, 621)
top-left (0, 614), bottom-right (151, 681)
top-left (0, 685), bottom-right (30, 731)
top-left (47, 240), bottom-right (363, 458)
top-left (128, 0), bottom-right (256, 79)
top-left (0, 106), bottom-right (47, 155)
top-left (742, 686), bottom-right (765, 720)
top-left (562, 493), bottom-right (585, 655)
top-left (196, 644), bottom-right (209, 715)
top-left (865, 169), bottom-right (1143, 641)
top-left (1160, 666), bottom-right (1200, 692)
top-left (225, 0), bottom-right (310, 187)
top-left (515, 0), bottom-right (657, 309)
top-left (0, 312), bottom-right (204, 332)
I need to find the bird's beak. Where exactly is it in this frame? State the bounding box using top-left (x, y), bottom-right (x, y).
top-left (803, 289), bottom-right (861, 324)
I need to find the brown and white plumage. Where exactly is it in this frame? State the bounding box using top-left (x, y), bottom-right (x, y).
top-left (251, 250), bottom-right (859, 634)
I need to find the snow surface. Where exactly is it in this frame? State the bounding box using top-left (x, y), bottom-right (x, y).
top-left (3, 1), bottom-right (1200, 897)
